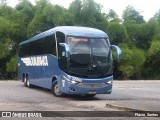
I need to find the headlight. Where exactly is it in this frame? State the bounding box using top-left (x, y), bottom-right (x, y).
top-left (70, 80), bottom-right (78, 84)
top-left (61, 75), bottom-right (82, 84)
top-left (106, 80), bottom-right (112, 84)
top-left (71, 77), bottom-right (82, 82)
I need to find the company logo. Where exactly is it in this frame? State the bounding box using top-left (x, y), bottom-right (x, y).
top-left (2, 112), bottom-right (11, 117)
top-left (21, 56), bottom-right (48, 66)
top-left (1, 112), bottom-right (42, 118)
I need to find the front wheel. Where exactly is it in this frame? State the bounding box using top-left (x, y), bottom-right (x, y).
top-left (52, 81), bottom-right (63, 97)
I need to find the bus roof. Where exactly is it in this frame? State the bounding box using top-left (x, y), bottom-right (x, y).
top-left (19, 26), bottom-right (108, 45)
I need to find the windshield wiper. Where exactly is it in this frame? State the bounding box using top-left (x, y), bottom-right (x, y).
top-left (88, 64), bottom-right (97, 71)
top-left (91, 55), bottom-right (107, 74)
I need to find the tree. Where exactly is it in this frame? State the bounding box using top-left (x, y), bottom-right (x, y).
top-left (80, 0), bottom-right (100, 26)
top-left (27, 0), bottom-right (49, 37)
top-left (122, 5), bottom-right (145, 24)
top-left (0, 17), bottom-right (15, 58)
top-left (69, 0), bottom-right (81, 24)
top-left (0, 0), bottom-right (7, 6)
top-left (14, 0), bottom-right (34, 43)
top-left (107, 9), bottom-right (121, 23)
top-left (142, 33), bottom-right (160, 79)
top-left (117, 44), bottom-right (146, 79)
top-left (0, 2), bottom-right (14, 19)
top-left (154, 9), bottom-right (160, 24)
top-left (79, 0), bottom-right (108, 31)
top-left (42, 4), bottom-right (74, 27)
top-left (0, 0), bottom-right (160, 80)
top-left (68, 0), bottom-right (108, 32)
top-left (124, 18), bottom-right (159, 49)
top-left (143, 18), bottom-right (159, 48)
top-left (0, 16), bottom-right (15, 76)
top-left (6, 55), bottom-right (17, 79)
top-left (107, 22), bottom-right (128, 45)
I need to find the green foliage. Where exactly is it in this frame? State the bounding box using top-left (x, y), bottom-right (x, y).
top-left (13, 0), bottom-right (35, 43)
top-left (107, 9), bottom-right (118, 20)
top-left (107, 9), bottom-right (121, 23)
top-left (69, 0), bottom-right (81, 24)
top-left (142, 18), bottom-right (159, 49)
top-left (80, 0), bottom-right (101, 26)
top-left (42, 4), bottom-right (74, 26)
top-left (6, 56), bottom-right (17, 72)
top-left (0, 4), bottom-right (14, 19)
top-left (0, 0), bottom-right (160, 80)
top-left (107, 22), bottom-right (128, 45)
top-left (0, 17), bottom-right (15, 38)
top-left (0, 17), bottom-right (15, 59)
top-left (69, 0), bottom-right (108, 32)
top-left (0, 42), bottom-right (9, 59)
top-left (142, 33), bottom-right (160, 79)
top-left (0, 0), bottom-right (7, 5)
top-left (118, 44), bottom-right (146, 79)
top-left (122, 5), bottom-right (145, 24)
top-left (124, 18), bottom-right (159, 49)
top-left (27, 0), bottom-right (49, 37)
top-left (154, 9), bottom-right (160, 24)
top-left (149, 41), bottom-right (160, 56)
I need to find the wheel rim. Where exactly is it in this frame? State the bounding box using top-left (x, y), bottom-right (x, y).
top-left (26, 77), bottom-right (30, 87)
top-left (54, 83), bottom-right (61, 96)
top-left (24, 77), bottom-right (26, 83)
top-left (27, 79), bottom-right (29, 87)
top-left (24, 77), bottom-right (27, 87)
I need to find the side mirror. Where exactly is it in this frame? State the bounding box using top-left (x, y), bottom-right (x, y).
top-left (110, 45), bottom-right (122, 60)
top-left (59, 43), bottom-right (70, 57)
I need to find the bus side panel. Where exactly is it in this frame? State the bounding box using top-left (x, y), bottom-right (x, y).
top-left (18, 55), bottom-right (63, 89)
top-left (18, 56), bottom-right (27, 81)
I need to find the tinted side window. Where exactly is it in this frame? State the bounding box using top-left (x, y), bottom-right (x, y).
top-left (19, 35), bottom-right (56, 57)
top-left (56, 31), bottom-right (65, 43)
top-left (56, 32), bottom-right (67, 71)
top-left (30, 35), bottom-right (56, 56)
top-left (19, 43), bottom-right (30, 57)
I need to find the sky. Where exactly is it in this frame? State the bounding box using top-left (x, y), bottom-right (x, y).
top-left (7, 0), bottom-right (160, 21)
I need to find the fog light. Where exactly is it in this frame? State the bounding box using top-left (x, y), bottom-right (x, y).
top-left (69, 87), bottom-right (75, 92)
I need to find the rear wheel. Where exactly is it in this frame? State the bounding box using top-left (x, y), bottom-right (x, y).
top-left (26, 76), bottom-right (32, 88)
top-left (52, 81), bottom-right (63, 97)
top-left (24, 75), bottom-right (27, 87)
top-left (23, 75), bottom-right (32, 88)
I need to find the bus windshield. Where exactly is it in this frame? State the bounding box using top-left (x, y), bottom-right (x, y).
top-left (67, 37), bottom-right (112, 78)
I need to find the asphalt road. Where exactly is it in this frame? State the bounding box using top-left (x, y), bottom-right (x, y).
top-left (0, 80), bottom-right (159, 120)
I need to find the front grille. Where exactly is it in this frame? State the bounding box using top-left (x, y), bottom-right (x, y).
top-left (79, 83), bottom-right (106, 88)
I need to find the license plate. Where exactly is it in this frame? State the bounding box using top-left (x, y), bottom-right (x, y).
top-left (88, 91), bottom-right (96, 94)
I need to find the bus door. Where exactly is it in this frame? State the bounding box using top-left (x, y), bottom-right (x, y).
top-left (55, 32), bottom-right (67, 90)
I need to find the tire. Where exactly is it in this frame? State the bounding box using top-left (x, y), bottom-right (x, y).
top-left (85, 94), bottom-right (96, 97)
top-left (24, 75), bottom-right (27, 87)
top-left (24, 75), bottom-right (32, 88)
top-left (26, 76), bottom-right (32, 88)
top-left (52, 81), bottom-right (63, 97)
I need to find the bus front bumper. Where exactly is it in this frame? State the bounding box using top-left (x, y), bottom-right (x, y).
top-left (59, 76), bottom-right (113, 95)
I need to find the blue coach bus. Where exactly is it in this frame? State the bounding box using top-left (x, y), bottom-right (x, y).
top-left (18, 26), bottom-right (121, 97)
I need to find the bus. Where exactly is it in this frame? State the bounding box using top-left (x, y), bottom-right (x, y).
top-left (18, 26), bottom-right (121, 97)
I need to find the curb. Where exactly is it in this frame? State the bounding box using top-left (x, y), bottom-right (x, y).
top-left (106, 104), bottom-right (147, 111)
